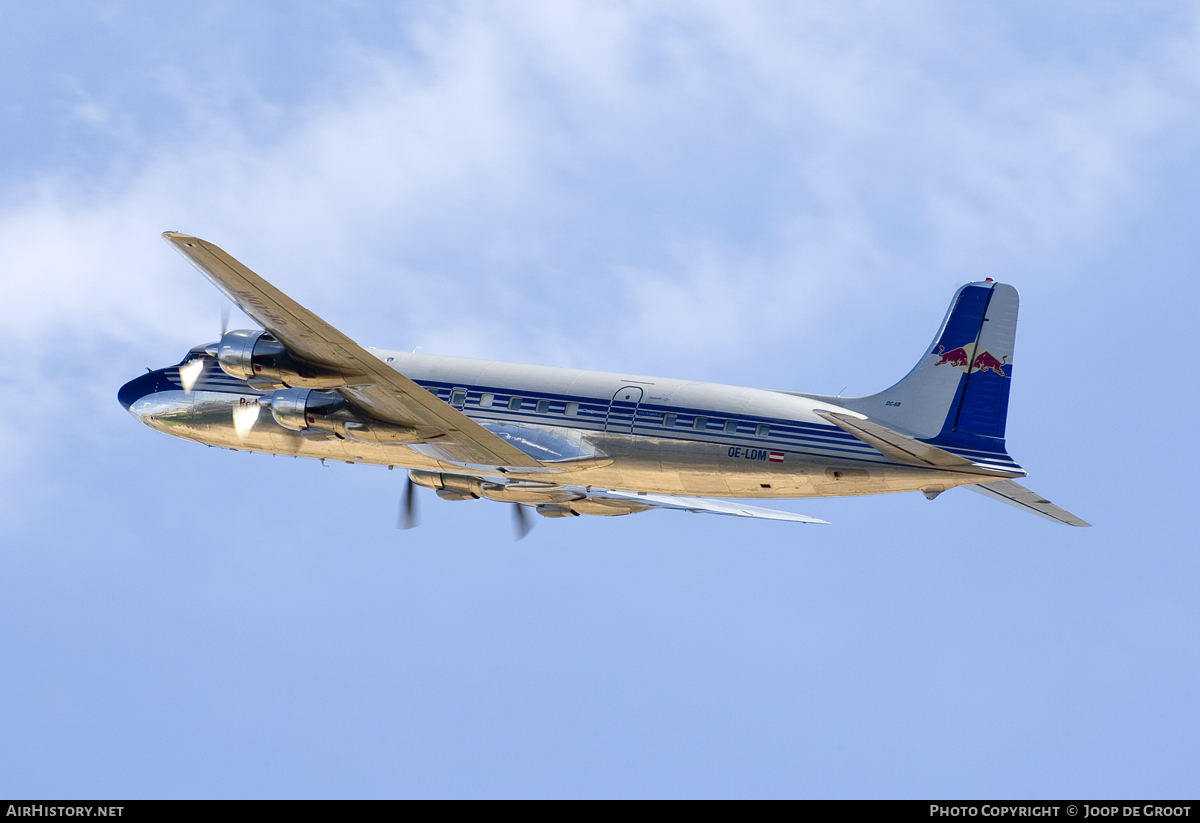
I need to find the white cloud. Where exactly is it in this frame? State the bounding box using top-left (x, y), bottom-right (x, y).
top-left (1, 1), bottom-right (1196, 471)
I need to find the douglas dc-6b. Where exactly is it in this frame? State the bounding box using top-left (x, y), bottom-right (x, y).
top-left (119, 233), bottom-right (1088, 534)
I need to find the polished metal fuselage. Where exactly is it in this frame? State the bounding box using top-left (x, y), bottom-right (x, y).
top-left (126, 348), bottom-right (993, 499)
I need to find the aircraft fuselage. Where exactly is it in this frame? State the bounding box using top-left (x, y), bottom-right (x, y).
top-left (120, 347), bottom-right (999, 500)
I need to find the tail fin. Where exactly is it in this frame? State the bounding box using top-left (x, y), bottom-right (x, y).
top-left (840, 281), bottom-right (1018, 458)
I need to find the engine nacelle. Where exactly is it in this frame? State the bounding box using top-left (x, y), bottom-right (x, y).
top-left (213, 329), bottom-right (344, 390)
top-left (409, 470), bottom-right (484, 500)
top-left (535, 504), bottom-right (580, 518)
top-left (268, 388), bottom-right (350, 439)
top-left (266, 388), bottom-right (417, 443)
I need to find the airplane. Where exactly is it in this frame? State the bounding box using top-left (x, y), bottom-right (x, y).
top-left (118, 232), bottom-right (1089, 534)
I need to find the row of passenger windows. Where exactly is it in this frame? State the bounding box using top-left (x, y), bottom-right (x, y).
top-left (431, 387), bottom-right (772, 437)
top-left (439, 389), bottom-right (581, 416)
top-left (663, 414), bottom-right (771, 437)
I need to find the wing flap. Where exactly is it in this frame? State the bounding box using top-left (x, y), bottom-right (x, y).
top-left (964, 479), bottom-right (1091, 527)
top-left (164, 232), bottom-right (543, 469)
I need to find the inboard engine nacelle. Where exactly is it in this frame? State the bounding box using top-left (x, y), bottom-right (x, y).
top-left (265, 387), bottom-right (417, 444)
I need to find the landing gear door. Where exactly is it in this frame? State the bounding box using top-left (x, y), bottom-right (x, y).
top-left (604, 386), bottom-right (644, 434)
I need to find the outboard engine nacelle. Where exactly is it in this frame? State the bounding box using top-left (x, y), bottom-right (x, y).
top-left (409, 470), bottom-right (484, 501)
top-left (212, 329), bottom-right (344, 390)
top-left (269, 388), bottom-right (349, 440)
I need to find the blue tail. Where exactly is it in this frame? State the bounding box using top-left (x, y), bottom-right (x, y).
top-left (840, 281), bottom-right (1018, 460)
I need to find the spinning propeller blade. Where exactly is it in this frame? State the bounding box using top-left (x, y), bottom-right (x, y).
top-left (398, 476), bottom-right (419, 530)
top-left (512, 503), bottom-right (533, 541)
top-left (231, 400), bottom-right (260, 440)
top-left (178, 358), bottom-right (205, 393)
top-left (183, 301), bottom-right (236, 393)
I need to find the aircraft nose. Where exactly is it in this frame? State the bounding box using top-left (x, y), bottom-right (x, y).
top-left (118, 370), bottom-right (164, 411)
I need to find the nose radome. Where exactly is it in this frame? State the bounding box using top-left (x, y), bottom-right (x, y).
top-left (118, 370), bottom-right (162, 411)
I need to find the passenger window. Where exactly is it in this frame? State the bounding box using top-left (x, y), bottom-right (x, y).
top-left (450, 389), bottom-right (467, 408)
top-left (664, 413), bottom-right (676, 428)
top-left (693, 416), bottom-right (708, 431)
top-left (756, 423), bottom-right (770, 437)
top-left (536, 400), bottom-right (551, 414)
top-left (565, 402), bottom-right (579, 416)
top-left (425, 386), bottom-right (438, 395)
top-left (480, 393), bottom-right (494, 408)
top-left (724, 420), bottom-right (738, 433)
top-left (508, 396), bottom-right (523, 411)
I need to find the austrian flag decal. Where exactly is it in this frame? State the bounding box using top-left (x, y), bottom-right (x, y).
top-left (769, 451), bottom-right (784, 463)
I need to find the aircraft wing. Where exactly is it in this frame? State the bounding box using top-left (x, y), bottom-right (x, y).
top-left (163, 232), bottom-right (544, 470)
top-left (814, 410), bottom-right (1021, 477)
top-left (964, 480), bottom-right (1091, 527)
top-left (588, 489), bottom-right (829, 524)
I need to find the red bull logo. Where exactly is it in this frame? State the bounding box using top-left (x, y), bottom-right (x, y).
top-left (934, 346), bottom-right (969, 368)
top-left (972, 350), bottom-right (1008, 376)
top-left (934, 345), bottom-right (1009, 377)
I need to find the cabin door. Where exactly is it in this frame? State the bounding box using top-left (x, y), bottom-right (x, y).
top-left (604, 386), bottom-right (644, 434)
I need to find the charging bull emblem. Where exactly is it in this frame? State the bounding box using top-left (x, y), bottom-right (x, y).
top-left (972, 350), bottom-right (1008, 376)
top-left (934, 346), bottom-right (969, 368)
top-left (934, 346), bottom-right (1009, 377)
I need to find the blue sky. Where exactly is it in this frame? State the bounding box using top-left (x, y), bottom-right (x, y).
top-left (1, 1), bottom-right (1198, 798)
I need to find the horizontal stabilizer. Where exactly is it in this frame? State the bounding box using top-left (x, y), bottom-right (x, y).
top-left (815, 411), bottom-right (1021, 477)
top-left (964, 479), bottom-right (1090, 527)
top-left (595, 489), bottom-right (828, 524)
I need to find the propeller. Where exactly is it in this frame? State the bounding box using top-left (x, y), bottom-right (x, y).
top-left (218, 302), bottom-right (267, 442)
top-left (178, 357), bottom-right (206, 393)
top-left (232, 400), bottom-right (261, 440)
top-left (512, 503), bottom-right (533, 541)
top-left (180, 301), bottom-right (234, 393)
top-left (398, 475), bottom-right (419, 530)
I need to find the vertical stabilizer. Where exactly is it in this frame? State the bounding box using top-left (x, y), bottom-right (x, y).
top-left (839, 281), bottom-right (1018, 457)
